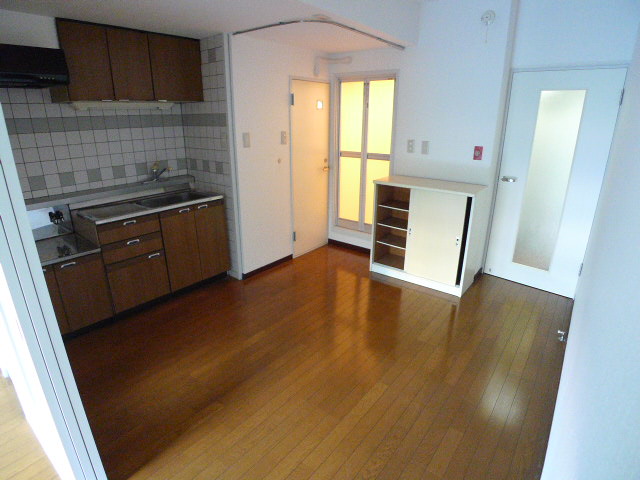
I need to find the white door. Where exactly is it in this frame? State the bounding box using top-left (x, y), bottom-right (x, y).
top-left (291, 79), bottom-right (330, 257)
top-left (486, 68), bottom-right (626, 297)
top-left (405, 189), bottom-right (468, 286)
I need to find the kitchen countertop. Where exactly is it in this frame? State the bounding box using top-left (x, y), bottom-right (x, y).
top-left (37, 233), bottom-right (101, 267)
top-left (76, 191), bottom-right (224, 225)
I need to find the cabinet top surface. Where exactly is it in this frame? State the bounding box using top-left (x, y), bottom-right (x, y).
top-left (374, 175), bottom-right (487, 196)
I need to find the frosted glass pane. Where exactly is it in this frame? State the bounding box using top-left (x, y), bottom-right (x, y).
top-left (338, 156), bottom-right (361, 221)
top-left (366, 80), bottom-right (395, 155)
top-left (365, 159), bottom-right (390, 224)
top-left (339, 82), bottom-right (364, 152)
top-left (513, 90), bottom-right (586, 271)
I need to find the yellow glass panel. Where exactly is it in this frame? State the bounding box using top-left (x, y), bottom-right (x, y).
top-left (339, 81), bottom-right (364, 152)
top-left (366, 79), bottom-right (395, 155)
top-left (365, 159), bottom-right (391, 224)
top-left (338, 156), bottom-right (361, 221)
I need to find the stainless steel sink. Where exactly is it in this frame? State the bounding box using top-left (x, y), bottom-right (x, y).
top-left (135, 191), bottom-right (211, 209)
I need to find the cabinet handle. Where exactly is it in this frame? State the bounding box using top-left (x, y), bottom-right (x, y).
top-left (197, 204), bottom-right (208, 210)
top-left (123, 219), bottom-right (137, 226)
top-left (147, 252), bottom-right (161, 259)
top-left (60, 261), bottom-right (77, 269)
top-left (127, 239), bottom-right (141, 246)
top-left (42, 268), bottom-right (47, 273)
top-left (178, 208), bottom-right (191, 214)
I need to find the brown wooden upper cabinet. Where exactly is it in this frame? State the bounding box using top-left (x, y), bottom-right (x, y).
top-left (148, 33), bottom-right (203, 102)
top-left (53, 19), bottom-right (202, 102)
top-left (53, 20), bottom-right (115, 101)
top-left (106, 27), bottom-right (154, 100)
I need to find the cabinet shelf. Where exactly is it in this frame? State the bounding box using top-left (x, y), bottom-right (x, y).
top-left (379, 200), bottom-right (410, 212)
top-left (376, 234), bottom-right (406, 250)
top-left (375, 253), bottom-right (405, 270)
top-left (377, 216), bottom-right (408, 231)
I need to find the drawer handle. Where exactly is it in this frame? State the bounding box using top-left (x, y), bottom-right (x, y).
top-left (127, 239), bottom-right (141, 246)
top-left (179, 208), bottom-right (191, 214)
top-left (123, 219), bottom-right (137, 226)
top-left (60, 261), bottom-right (77, 269)
top-left (197, 204), bottom-right (208, 210)
top-left (147, 252), bottom-right (161, 259)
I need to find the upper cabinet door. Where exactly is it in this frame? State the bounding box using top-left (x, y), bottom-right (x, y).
top-left (148, 33), bottom-right (203, 102)
top-left (106, 28), bottom-right (155, 100)
top-left (55, 19), bottom-right (115, 101)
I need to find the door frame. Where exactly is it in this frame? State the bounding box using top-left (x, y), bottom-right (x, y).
top-left (483, 65), bottom-right (629, 286)
top-left (328, 70), bottom-right (400, 248)
top-left (0, 105), bottom-right (107, 478)
top-left (288, 76), bottom-right (331, 256)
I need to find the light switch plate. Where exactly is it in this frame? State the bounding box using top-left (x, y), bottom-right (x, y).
top-left (281, 131), bottom-right (287, 145)
top-left (242, 132), bottom-right (251, 148)
top-left (421, 141), bottom-right (429, 155)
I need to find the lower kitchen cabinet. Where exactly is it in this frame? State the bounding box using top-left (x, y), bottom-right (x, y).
top-left (106, 250), bottom-right (170, 313)
top-left (53, 254), bottom-right (113, 331)
top-left (160, 206), bottom-right (202, 291)
top-left (160, 200), bottom-right (231, 292)
top-left (43, 266), bottom-right (70, 334)
top-left (195, 201), bottom-right (231, 278)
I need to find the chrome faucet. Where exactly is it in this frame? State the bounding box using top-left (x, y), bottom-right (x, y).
top-left (144, 162), bottom-right (171, 183)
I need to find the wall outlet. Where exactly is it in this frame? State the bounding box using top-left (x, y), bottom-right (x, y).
top-left (421, 141), bottom-right (429, 155)
top-left (473, 146), bottom-right (483, 160)
top-left (242, 132), bottom-right (251, 148)
top-left (407, 139), bottom-right (415, 153)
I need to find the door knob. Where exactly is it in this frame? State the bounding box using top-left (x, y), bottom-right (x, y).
top-left (501, 176), bottom-right (517, 183)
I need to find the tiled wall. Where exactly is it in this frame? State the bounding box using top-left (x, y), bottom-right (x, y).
top-left (185, 33), bottom-right (239, 276)
top-left (1, 88), bottom-right (188, 199)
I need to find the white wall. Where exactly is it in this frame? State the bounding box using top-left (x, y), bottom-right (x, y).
top-left (300, 0), bottom-right (421, 45)
top-left (229, 34), bottom-right (327, 274)
top-left (541, 26), bottom-right (640, 480)
top-left (328, 0), bottom-right (516, 250)
top-left (512, 0), bottom-right (640, 69)
top-left (0, 9), bottom-right (59, 48)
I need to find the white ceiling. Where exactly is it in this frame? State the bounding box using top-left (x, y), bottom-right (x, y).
top-left (0, 0), bottom-right (394, 53)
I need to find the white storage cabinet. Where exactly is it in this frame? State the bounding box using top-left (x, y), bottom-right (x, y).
top-left (370, 175), bottom-right (487, 297)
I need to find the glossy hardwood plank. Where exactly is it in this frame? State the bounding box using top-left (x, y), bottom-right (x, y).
top-left (0, 379), bottom-right (59, 480)
top-left (63, 245), bottom-right (572, 480)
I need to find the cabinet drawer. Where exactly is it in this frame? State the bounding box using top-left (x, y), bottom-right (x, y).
top-left (97, 214), bottom-right (159, 245)
top-left (106, 250), bottom-right (170, 313)
top-left (101, 231), bottom-right (163, 265)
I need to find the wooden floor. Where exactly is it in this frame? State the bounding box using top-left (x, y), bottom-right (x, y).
top-left (0, 378), bottom-right (59, 480)
top-left (64, 245), bottom-right (572, 480)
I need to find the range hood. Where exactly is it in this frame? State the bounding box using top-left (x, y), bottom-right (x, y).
top-left (0, 44), bottom-right (69, 88)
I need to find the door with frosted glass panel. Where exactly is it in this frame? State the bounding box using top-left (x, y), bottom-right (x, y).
top-left (337, 78), bottom-right (395, 232)
top-left (485, 68), bottom-right (626, 297)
